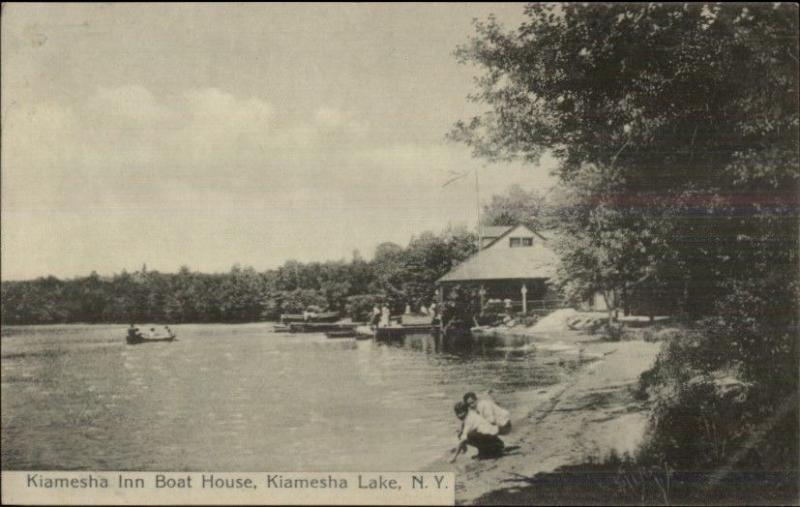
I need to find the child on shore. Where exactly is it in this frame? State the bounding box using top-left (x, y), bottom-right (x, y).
top-left (464, 391), bottom-right (511, 435)
top-left (450, 401), bottom-right (504, 462)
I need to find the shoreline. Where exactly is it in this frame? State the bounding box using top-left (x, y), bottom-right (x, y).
top-left (425, 329), bottom-right (662, 505)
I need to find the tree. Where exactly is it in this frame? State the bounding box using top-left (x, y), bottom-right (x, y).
top-left (217, 265), bottom-right (266, 322)
top-left (452, 2), bottom-right (798, 324)
top-left (482, 184), bottom-right (548, 230)
top-left (452, 2), bottom-right (799, 488)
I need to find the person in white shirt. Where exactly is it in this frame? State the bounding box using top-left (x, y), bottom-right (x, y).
top-left (450, 401), bottom-right (504, 462)
top-left (379, 304), bottom-right (391, 328)
top-left (464, 391), bottom-right (511, 435)
top-left (370, 305), bottom-right (381, 329)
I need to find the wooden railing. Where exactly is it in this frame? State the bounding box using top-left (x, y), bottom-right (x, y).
top-left (482, 298), bottom-right (564, 315)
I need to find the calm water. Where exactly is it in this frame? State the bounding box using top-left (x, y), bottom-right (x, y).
top-left (1, 323), bottom-right (568, 471)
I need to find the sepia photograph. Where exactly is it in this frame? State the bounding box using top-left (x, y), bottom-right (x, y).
top-left (2, 3), bottom-right (798, 505)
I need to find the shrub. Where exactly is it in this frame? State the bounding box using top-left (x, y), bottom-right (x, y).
top-left (636, 325), bottom-right (799, 498)
top-left (345, 294), bottom-right (384, 322)
top-left (280, 289), bottom-right (329, 314)
top-left (601, 320), bottom-right (630, 341)
top-left (518, 314), bottom-right (539, 327)
top-left (640, 326), bottom-right (685, 343)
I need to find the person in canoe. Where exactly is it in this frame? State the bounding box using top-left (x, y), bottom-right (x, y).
top-left (127, 324), bottom-right (142, 340)
top-left (464, 391), bottom-right (511, 435)
top-left (450, 400), bottom-right (504, 462)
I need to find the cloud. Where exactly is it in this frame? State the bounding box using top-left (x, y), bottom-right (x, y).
top-left (3, 85), bottom-right (556, 214)
top-left (89, 85), bottom-right (171, 125)
top-left (2, 84), bottom-right (556, 278)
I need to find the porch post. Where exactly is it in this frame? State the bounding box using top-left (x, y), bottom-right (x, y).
top-left (521, 283), bottom-right (528, 315)
top-left (479, 285), bottom-right (486, 315)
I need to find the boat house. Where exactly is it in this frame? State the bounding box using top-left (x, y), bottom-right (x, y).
top-left (437, 224), bottom-right (560, 314)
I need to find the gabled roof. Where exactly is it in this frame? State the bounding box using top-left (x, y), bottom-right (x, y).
top-left (481, 223), bottom-right (548, 250)
top-left (479, 225), bottom-right (514, 239)
top-left (438, 225), bottom-right (559, 282)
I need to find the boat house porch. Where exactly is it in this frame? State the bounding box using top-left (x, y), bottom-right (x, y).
top-left (436, 224), bottom-right (561, 315)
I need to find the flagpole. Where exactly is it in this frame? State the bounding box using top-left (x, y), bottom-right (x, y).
top-left (475, 166), bottom-right (481, 250)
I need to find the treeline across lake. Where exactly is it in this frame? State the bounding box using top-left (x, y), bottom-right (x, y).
top-left (1, 227), bottom-right (477, 325)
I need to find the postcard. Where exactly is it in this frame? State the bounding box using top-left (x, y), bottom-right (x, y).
top-left (2, 3), bottom-right (798, 505)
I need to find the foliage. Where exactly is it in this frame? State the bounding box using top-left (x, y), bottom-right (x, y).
top-left (636, 325), bottom-right (799, 496)
top-left (482, 184), bottom-right (549, 230)
top-left (452, 2), bottom-right (799, 316)
top-left (453, 2), bottom-right (799, 490)
top-left (1, 226), bottom-right (477, 325)
top-left (475, 447), bottom-right (797, 505)
top-left (345, 294), bottom-right (384, 322)
top-left (453, 0), bottom-right (800, 375)
top-left (275, 289), bottom-right (328, 314)
top-left (370, 226), bottom-right (478, 312)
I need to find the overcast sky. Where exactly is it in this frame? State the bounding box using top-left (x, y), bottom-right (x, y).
top-left (2, 3), bottom-right (557, 280)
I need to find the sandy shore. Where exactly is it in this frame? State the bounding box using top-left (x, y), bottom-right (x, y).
top-left (426, 330), bottom-right (662, 505)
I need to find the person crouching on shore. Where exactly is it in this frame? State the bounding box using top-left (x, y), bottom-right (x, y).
top-left (464, 391), bottom-right (511, 435)
top-left (450, 401), bottom-right (504, 462)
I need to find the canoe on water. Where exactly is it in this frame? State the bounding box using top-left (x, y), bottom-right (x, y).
top-left (126, 332), bottom-right (176, 345)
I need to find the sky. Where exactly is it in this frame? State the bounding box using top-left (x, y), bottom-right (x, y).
top-left (2, 3), bottom-right (558, 280)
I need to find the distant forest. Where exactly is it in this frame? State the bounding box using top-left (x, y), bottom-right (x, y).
top-left (1, 227), bottom-right (477, 325)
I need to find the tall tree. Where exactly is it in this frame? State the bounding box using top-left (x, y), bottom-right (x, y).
top-left (451, 5), bottom-right (800, 491)
top-left (482, 184), bottom-right (548, 230)
top-left (452, 3), bottom-right (799, 383)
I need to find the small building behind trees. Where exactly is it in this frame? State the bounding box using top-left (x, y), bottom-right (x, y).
top-left (436, 224), bottom-right (560, 315)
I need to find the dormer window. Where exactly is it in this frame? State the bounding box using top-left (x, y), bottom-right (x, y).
top-left (510, 237), bottom-right (533, 248)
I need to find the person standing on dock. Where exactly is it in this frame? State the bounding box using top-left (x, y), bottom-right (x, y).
top-left (464, 391), bottom-right (511, 435)
top-left (379, 304), bottom-right (391, 328)
top-left (370, 304), bottom-right (381, 329)
top-left (430, 300), bottom-right (440, 326)
top-left (450, 401), bottom-right (504, 462)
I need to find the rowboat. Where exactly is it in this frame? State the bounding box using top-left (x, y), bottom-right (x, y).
top-left (280, 311), bottom-right (340, 324)
top-left (355, 324), bottom-right (439, 341)
top-left (325, 330), bottom-right (357, 339)
top-left (126, 332), bottom-right (176, 345)
top-left (289, 322), bottom-right (357, 333)
top-left (355, 325), bottom-right (375, 339)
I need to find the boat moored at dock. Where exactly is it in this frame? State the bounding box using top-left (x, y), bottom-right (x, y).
top-left (126, 329), bottom-right (176, 345)
top-left (280, 311), bottom-right (340, 324)
top-left (355, 324), bottom-right (439, 340)
top-left (325, 329), bottom-right (358, 339)
top-left (288, 322), bottom-right (358, 334)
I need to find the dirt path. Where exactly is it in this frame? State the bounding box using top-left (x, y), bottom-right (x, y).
top-left (426, 337), bottom-right (661, 505)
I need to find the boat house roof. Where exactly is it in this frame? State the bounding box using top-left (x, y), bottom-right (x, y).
top-left (438, 224), bottom-right (559, 283)
top-left (480, 225), bottom-right (514, 239)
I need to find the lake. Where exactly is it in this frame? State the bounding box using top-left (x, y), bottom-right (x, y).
top-left (1, 323), bottom-right (569, 471)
